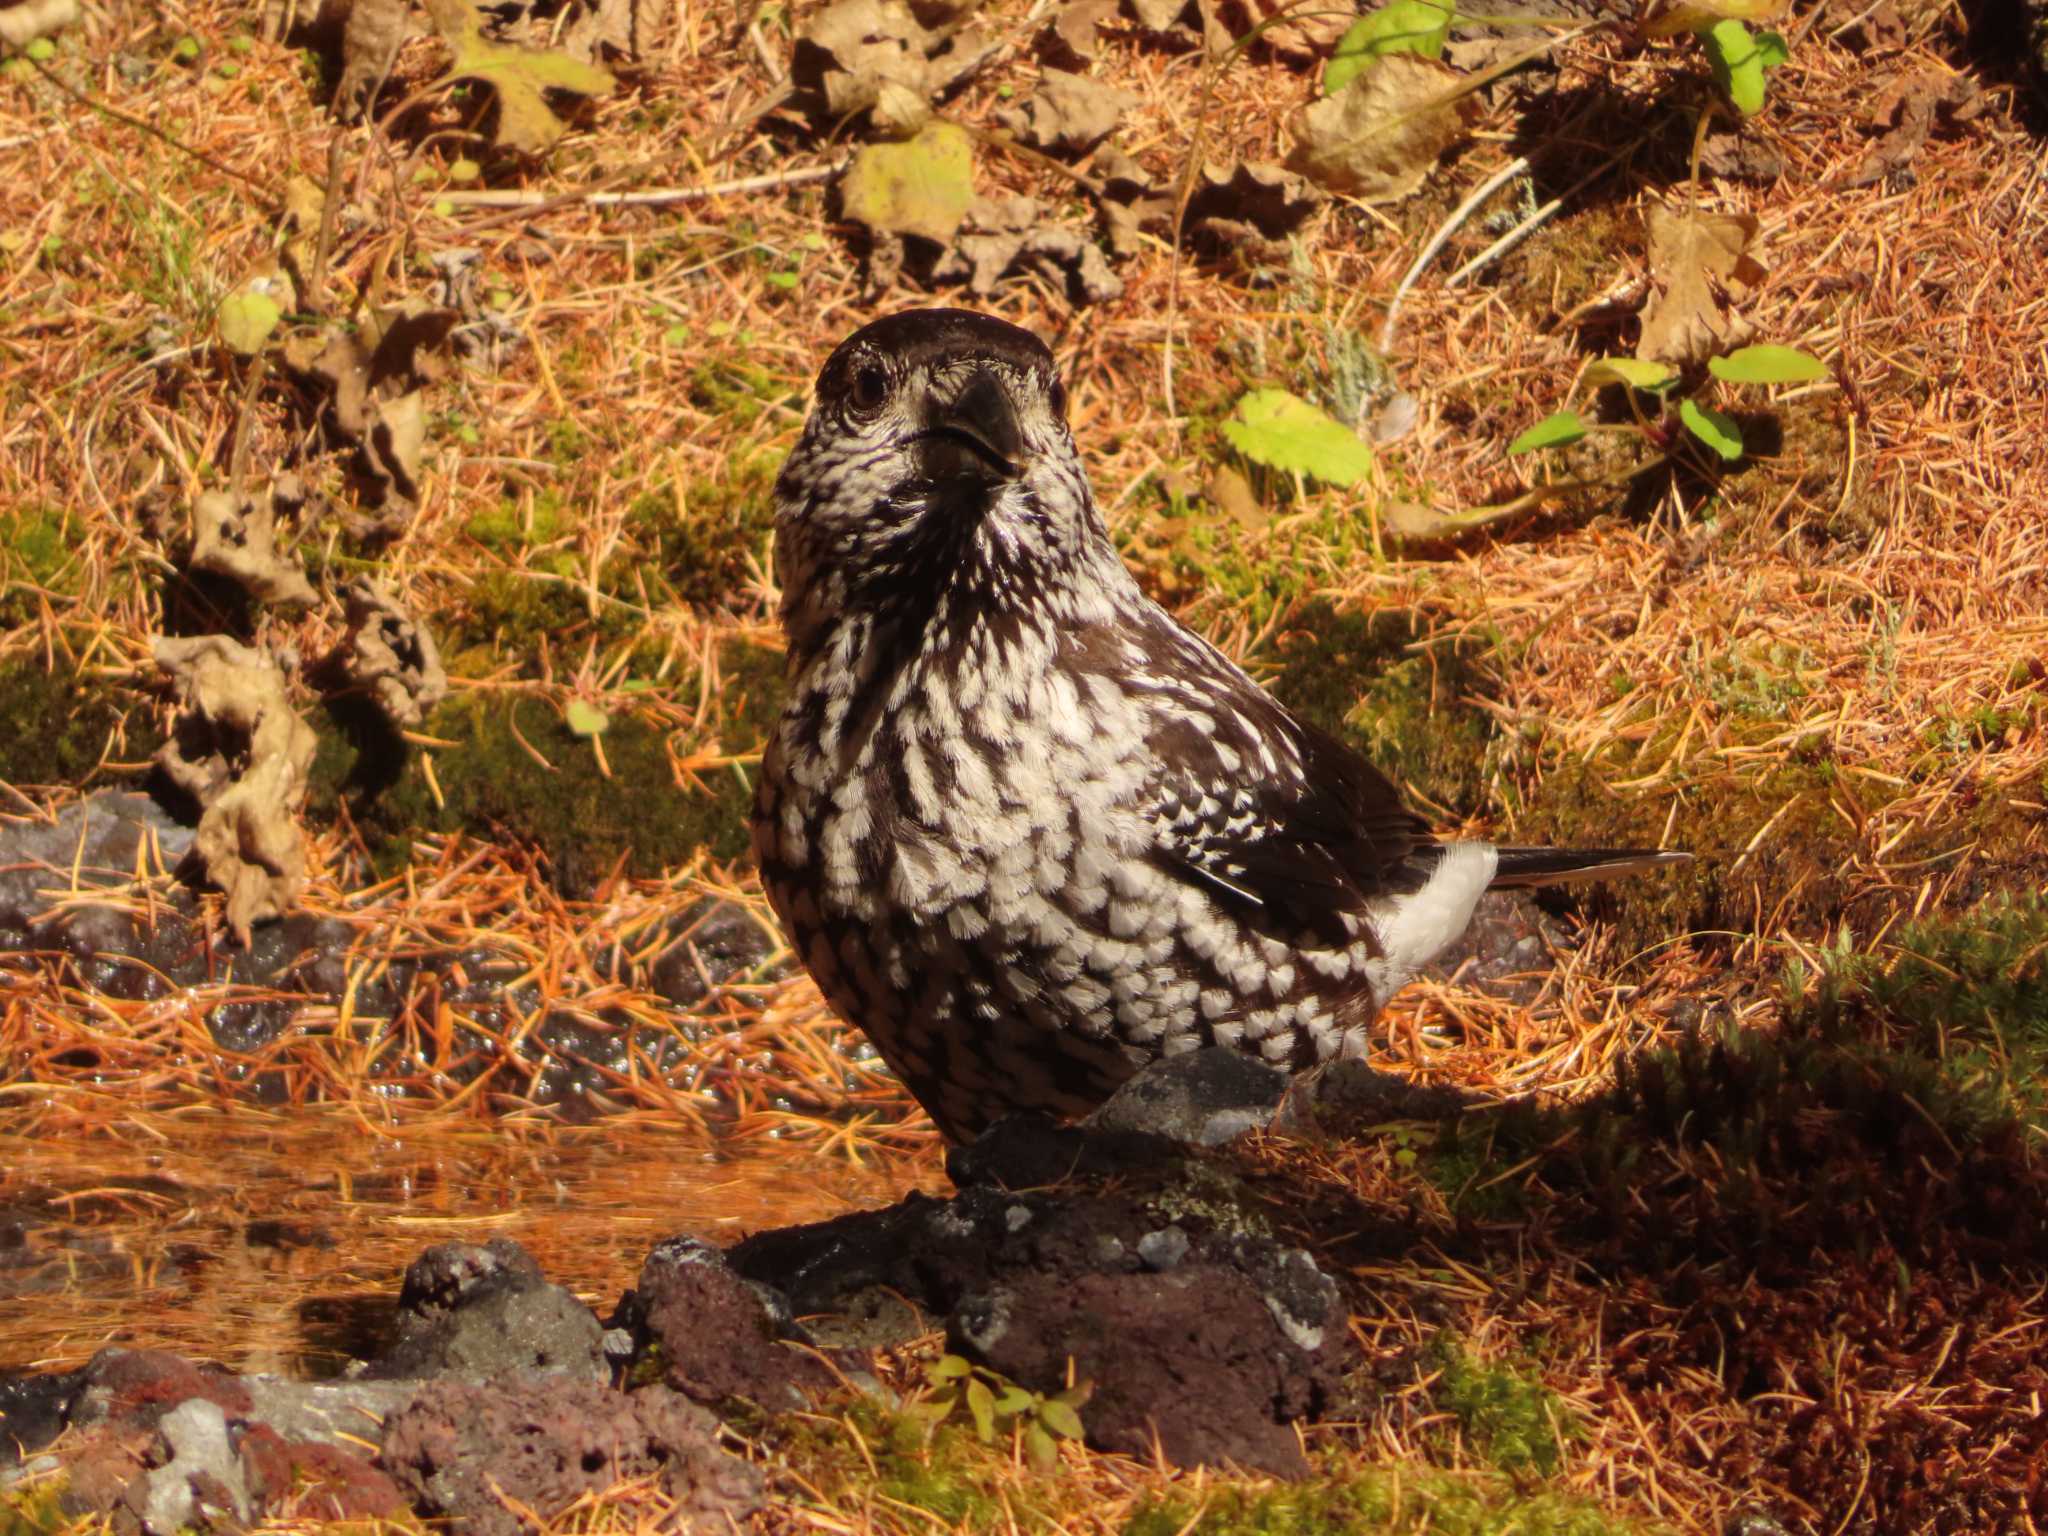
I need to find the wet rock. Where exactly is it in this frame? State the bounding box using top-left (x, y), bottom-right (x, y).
top-left (0, 793), bottom-right (193, 926)
top-left (377, 1377), bottom-right (762, 1536)
top-left (0, 1367), bottom-right (81, 1467)
top-left (236, 1424), bottom-right (407, 1521)
top-left (615, 1238), bottom-right (835, 1408)
top-left (953, 1262), bottom-right (1345, 1476)
top-left (1083, 1046), bottom-right (1289, 1146)
top-left (729, 1141), bottom-right (1362, 1471)
top-left (364, 1238), bottom-right (605, 1383)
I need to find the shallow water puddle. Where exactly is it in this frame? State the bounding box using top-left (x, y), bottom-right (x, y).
top-left (0, 1111), bottom-right (940, 1375)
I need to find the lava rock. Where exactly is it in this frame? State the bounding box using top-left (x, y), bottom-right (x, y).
top-left (1083, 1047), bottom-right (1290, 1146)
top-left (235, 1424), bottom-right (407, 1521)
top-left (119, 1399), bottom-right (252, 1536)
top-left (0, 1367), bottom-right (82, 1467)
top-left (363, 1238), bottom-right (605, 1383)
top-left (69, 1350), bottom-right (254, 1432)
top-left (950, 1262), bottom-right (1346, 1477)
top-left (377, 1377), bottom-right (761, 1536)
top-left (616, 1238), bottom-right (835, 1407)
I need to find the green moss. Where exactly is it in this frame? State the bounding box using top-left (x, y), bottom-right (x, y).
top-left (632, 447), bottom-right (783, 612)
top-left (1260, 600), bottom-right (1499, 820)
top-left (1, 505), bottom-right (83, 623)
top-left (1410, 1121), bottom-right (1531, 1223)
top-left (0, 663), bottom-right (155, 790)
top-left (0, 1480), bottom-right (71, 1536)
top-left (308, 636), bottom-right (785, 886)
top-left (464, 494), bottom-right (565, 551)
top-left (1427, 1337), bottom-right (1577, 1475)
top-left (1123, 1468), bottom-right (1637, 1536)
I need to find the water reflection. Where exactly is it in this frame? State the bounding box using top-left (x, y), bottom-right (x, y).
top-left (0, 1111), bottom-right (942, 1376)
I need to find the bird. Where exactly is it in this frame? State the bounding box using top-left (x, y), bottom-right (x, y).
top-left (754, 308), bottom-right (1688, 1142)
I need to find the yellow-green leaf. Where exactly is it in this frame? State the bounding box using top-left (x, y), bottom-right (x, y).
top-left (423, 0), bottom-right (615, 155)
top-left (1324, 1), bottom-right (1454, 96)
top-left (1507, 410), bottom-right (1586, 454)
top-left (1220, 389), bottom-right (1375, 487)
top-left (1707, 344), bottom-right (1827, 384)
top-left (965, 1376), bottom-right (996, 1442)
top-left (1583, 357), bottom-right (1677, 392)
top-left (218, 289), bottom-right (283, 354)
top-left (565, 699), bottom-right (610, 737)
top-left (1701, 17), bottom-right (1767, 114)
top-left (840, 122), bottom-right (975, 246)
top-left (1679, 397), bottom-right (1744, 460)
top-left (1038, 1398), bottom-right (1086, 1439)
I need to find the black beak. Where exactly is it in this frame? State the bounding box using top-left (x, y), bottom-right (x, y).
top-left (915, 367), bottom-right (1024, 483)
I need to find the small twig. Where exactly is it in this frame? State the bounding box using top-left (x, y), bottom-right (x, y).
top-left (431, 158), bottom-right (847, 211)
top-left (1444, 143), bottom-right (1634, 288)
top-left (309, 133), bottom-right (346, 313)
top-left (1380, 155), bottom-right (1531, 351)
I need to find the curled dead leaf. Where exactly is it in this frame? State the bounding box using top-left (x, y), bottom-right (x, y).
top-left (792, 0), bottom-right (997, 132)
top-left (332, 0), bottom-right (412, 120)
top-left (153, 635), bottom-right (317, 946)
top-left (283, 299), bottom-right (457, 512)
top-left (1288, 53), bottom-right (1480, 203)
top-left (1635, 204), bottom-right (1765, 368)
top-left (335, 579), bottom-right (448, 729)
top-left (994, 68), bottom-right (1136, 154)
top-left (189, 484), bottom-right (316, 606)
top-left (930, 196), bottom-right (1122, 303)
top-left (421, 0), bottom-right (616, 155)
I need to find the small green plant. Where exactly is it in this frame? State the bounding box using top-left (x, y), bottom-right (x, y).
top-left (905, 1354), bottom-right (1090, 1471)
top-left (1509, 343), bottom-right (1825, 467)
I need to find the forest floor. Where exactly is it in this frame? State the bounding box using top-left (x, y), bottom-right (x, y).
top-left (2, 0), bottom-right (2047, 1532)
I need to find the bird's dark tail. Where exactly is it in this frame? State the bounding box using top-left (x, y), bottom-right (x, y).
top-left (1489, 847), bottom-right (1692, 888)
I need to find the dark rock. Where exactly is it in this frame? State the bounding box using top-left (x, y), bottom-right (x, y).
top-left (945, 1112), bottom-right (1180, 1190)
top-left (377, 1377), bottom-right (761, 1536)
top-left (365, 1239), bottom-right (605, 1383)
top-left (1083, 1047), bottom-right (1289, 1146)
top-left (619, 1238), bottom-right (835, 1407)
top-left (950, 1263), bottom-right (1346, 1477)
top-left (0, 793), bottom-right (194, 926)
top-left (0, 1366), bottom-right (82, 1465)
top-left (237, 1378), bottom-right (422, 1447)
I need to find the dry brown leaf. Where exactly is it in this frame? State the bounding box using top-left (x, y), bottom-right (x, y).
top-left (154, 636), bottom-right (317, 946)
top-left (994, 68), bottom-right (1136, 154)
top-left (1049, 0), bottom-right (1117, 62)
top-left (1287, 54), bottom-right (1479, 203)
top-left (333, 0), bottom-right (412, 120)
top-left (1635, 204), bottom-right (1765, 367)
top-left (189, 486), bottom-right (316, 607)
top-left (791, 0), bottom-right (997, 130)
top-left (1228, 0), bottom-right (1352, 59)
top-left (335, 579), bottom-right (448, 729)
top-left (0, 0), bottom-right (77, 49)
top-left (1849, 70), bottom-right (1986, 185)
top-left (561, 0), bottom-right (646, 60)
top-left (283, 300), bottom-right (457, 510)
top-left (1095, 155), bottom-right (1318, 262)
top-left (930, 195), bottom-right (1123, 303)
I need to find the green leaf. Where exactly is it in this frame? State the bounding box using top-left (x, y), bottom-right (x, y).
top-left (1707, 344), bottom-right (1826, 384)
top-left (620, 678), bottom-right (657, 694)
top-left (1038, 1398), bottom-right (1086, 1439)
top-left (927, 1354), bottom-right (972, 1383)
top-left (840, 122), bottom-right (975, 246)
top-left (965, 1377), bottom-right (996, 1442)
top-left (765, 270), bottom-right (801, 290)
top-left (1024, 1422), bottom-right (1059, 1471)
top-left (565, 699), bottom-right (610, 737)
top-left (1755, 28), bottom-right (1789, 67)
top-left (25, 37), bottom-right (56, 61)
top-left (448, 157), bottom-right (482, 183)
top-left (217, 289), bottom-right (282, 355)
top-left (423, 0), bottom-right (615, 155)
top-left (1644, 0), bottom-right (1786, 36)
top-left (1701, 18), bottom-right (1767, 116)
top-left (1219, 390), bottom-right (1375, 487)
top-left (992, 1386), bottom-right (1034, 1416)
top-left (1583, 357), bottom-right (1678, 392)
top-left (1679, 398), bottom-right (1744, 460)
top-left (1324, 1), bottom-right (1454, 95)
top-left (1507, 410), bottom-right (1587, 454)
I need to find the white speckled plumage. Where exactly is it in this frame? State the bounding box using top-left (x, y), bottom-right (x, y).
top-left (755, 309), bottom-right (1684, 1140)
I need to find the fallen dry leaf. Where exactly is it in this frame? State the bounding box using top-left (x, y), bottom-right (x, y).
top-left (154, 635), bottom-right (317, 945)
top-left (930, 195), bottom-right (1123, 303)
top-left (189, 485), bottom-right (316, 607)
top-left (332, 0), bottom-right (412, 120)
top-left (0, 0), bottom-right (77, 49)
top-left (995, 68), bottom-right (1136, 154)
top-left (1287, 53), bottom-right (1479, 203)
top-left (421, 0), bottom-right (616, 154)
top-left (283, 300), bottom-right (458, 512)
top-left (1048, 0), bottom-right (1117, 62)
top-left (791, 0), bottom-right (997, 131)
top-left (1095, 154), bottom-right (1319, 262)
top-left (1230, 0), bottom-right (1353, 59)
top-left (561, 0), bottom-right (647, 61)
top-left (335, 579), bottom-right (448, 730)
top-left (840, 120), bottom-right (977, 246)
top-left (1701, 132), bottom-right (1783, 181)
top-left (1636, 204), bottom-right (1765, 367)
top-left (1849, 69), bottom-right (1986, 185)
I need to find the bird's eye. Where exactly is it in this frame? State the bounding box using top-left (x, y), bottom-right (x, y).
top-left (849, 363), bottom-right (889, 415)
top-left (1048, 379), bottom-right (1068, 420)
